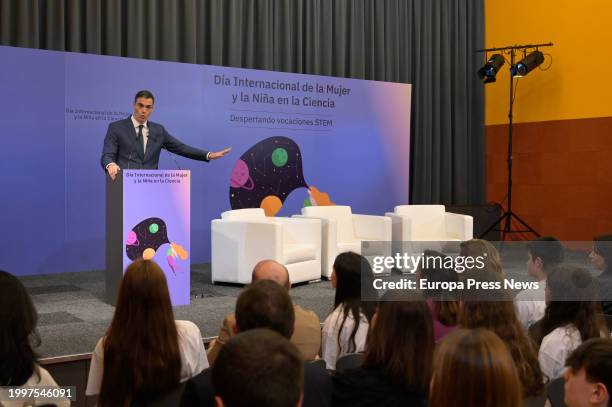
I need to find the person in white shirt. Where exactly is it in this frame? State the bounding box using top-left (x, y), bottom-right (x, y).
top-left (537, 266), bottom-right (608, 381)
top-left (0, 270), bottom-right (70, 407)
top-left (321, 252), bottom-right (376, 370)
top-left (515, 236), bottom-right (564, 329)
top-left (85, 259), bottom-right (208, 406)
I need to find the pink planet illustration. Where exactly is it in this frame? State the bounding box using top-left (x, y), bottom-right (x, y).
top-left (126, 230), bottom-right (139, 246)
top-left (230, 159), bottom-right (255, 190)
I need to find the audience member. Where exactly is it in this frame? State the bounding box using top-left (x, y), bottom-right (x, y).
top-left (460, 274), bottom-right (545, 398)
top-left (460, 260), bottom-right (511, 304)
top-left (333, 290), bottom-right (433, 407)
top-left (416, 250), bottom-right (459, 341)
top-left (591, 234), bottom-right (612, 315)
top-left (430, 328), bottom-right (522, 407)
top-left (0, 270), bottom-right (70, 407)
top-left (564, 338), bottom-right (612, 407)
top-left (206, 260), bottom-right (320, 364)
top-left (86, 260), bottom-right (208, 406)
top-left (515, 237), bottom-right (564, 329)
top-left (459, 238), bottom-right (504, 275)
top-left (321, 252), bottom-right (376, 370)
top-left (538, 265), bottom-right (608, 381)
top-left (213, 329), bottom-right (304, 407)
top-left (180, 280), bottom-right (332, 407)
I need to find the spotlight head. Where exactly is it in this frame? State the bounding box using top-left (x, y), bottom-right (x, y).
top-left (511, 50), bottom-right (544, 77)
top-left (478, 54), bottom-right (505, 83)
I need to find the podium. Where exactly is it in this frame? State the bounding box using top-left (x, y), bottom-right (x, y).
top-left (106, 170), bottom-right (191, 306)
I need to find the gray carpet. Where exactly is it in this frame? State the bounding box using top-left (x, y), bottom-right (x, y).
top-left (21, 264), bottom-right (335, 358)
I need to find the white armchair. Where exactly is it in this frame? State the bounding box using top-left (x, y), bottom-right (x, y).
top-left (298, 206), bottom-right (392, 278)
top-left (211, 208), bottom-right (322, 284)
top-left (385, 205), bottom-right (473, 242)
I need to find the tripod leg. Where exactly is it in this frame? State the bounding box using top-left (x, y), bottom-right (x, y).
top-left (502, 211), bottom-right (513, 242)
top-left (509, 212), bottom-right (541, 237)
top-left (478, 212), bottom-right (509, 239)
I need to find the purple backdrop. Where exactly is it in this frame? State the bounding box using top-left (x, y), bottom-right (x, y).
top-left (0, 45), bottom-right (411, 276)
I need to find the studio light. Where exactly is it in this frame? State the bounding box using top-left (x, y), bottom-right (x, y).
top-left (475, 41), bottom-right (552, 240)
top-left (510, 50), bottom-right (544, 77)
top-left (478, 54), bottom-right (505, 83)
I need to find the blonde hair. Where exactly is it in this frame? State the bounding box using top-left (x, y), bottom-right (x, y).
top-left (460, 239), bottom-right (504, 275)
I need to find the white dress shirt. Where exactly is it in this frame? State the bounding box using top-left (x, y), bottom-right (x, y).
top-left (321, 305), bottom-right (369, 370)
top-left (515, 279), bottom-right (546, 329)
top-left (538, 324), bottom-right (582, 381)
top-left (86, 320), bottom-right (209, 395)
top-left (131, 115), bottom-right (149, 152)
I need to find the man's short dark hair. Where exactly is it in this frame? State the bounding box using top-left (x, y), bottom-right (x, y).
top-left (566, 338), bottom-right (612, 395)
top-left (134, 90), bottom-right (155, 103)
top-left (213, 329), bottom-right (304, 407)
top-left (235, 280), bottom-right (295, 338)
top-left (526, 236), bottom-right (564, 272)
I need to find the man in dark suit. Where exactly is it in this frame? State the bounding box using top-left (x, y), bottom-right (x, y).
top-left (100, 90), bottom-right (231, 180)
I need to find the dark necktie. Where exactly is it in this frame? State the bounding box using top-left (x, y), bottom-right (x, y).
top-left (137, 124), bottom-right (145, 156)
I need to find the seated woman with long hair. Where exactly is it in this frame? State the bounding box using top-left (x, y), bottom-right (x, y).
top-left (333, 290), bottom-right (434, 407)
top-left (430, 328), bottom-right (522, 407)
top-left (459, 273), bottom-right (545, 398)
top-left (321, 252), bottom-right (377, 370)
top-left (86, 260), bottom-right (208, 406)
top-left (0, 270), bottom-right (70, 407)
top-left (537, 265), bottom-right (608, 381)
top-left (417, 250), bottom-right (459, 342)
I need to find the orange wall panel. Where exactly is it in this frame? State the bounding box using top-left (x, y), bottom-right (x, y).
top-left (484, 0), bottom-right (612, 125)
top-left (485, 117), bottom-right (612, 240)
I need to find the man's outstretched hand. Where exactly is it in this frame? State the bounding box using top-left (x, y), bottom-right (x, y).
top-left (209, 147), bottom-right (232, 160)
top-left (107, 163), bottom-right (120, 181)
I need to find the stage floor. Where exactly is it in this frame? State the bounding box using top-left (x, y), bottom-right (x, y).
top-left (21, 264), bottom-right (335, 358)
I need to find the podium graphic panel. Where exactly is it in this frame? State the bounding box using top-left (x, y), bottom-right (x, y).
top-left (107, 170), bottom-right (191, 306)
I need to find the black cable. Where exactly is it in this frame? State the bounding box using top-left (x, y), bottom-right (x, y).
top-left (512, 77), bottom-right (520, 104)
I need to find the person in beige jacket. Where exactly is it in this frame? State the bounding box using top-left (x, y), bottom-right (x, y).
top-left (207, 260), bottom-right (321, 364)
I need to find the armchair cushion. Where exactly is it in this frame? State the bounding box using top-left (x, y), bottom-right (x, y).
top-left (393, 205), bottom-right (445, 239)
top-left (284, 243), bottom-right (317, 264)
top-left (301, 206), bottom-right (355, 241)
top-left (212, 209), bottom-right (322, 284)
top-left (300, 205), bottom-right (391, 278)
top-left (337, 240), bottom-right (362, 254)
top-left (390, 205), bottom-right (473, 241)
top-left (221, 208), bottom-right (265, 220)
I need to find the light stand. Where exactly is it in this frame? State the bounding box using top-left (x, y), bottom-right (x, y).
top-left (477, 42), bottom-right (553, 240)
